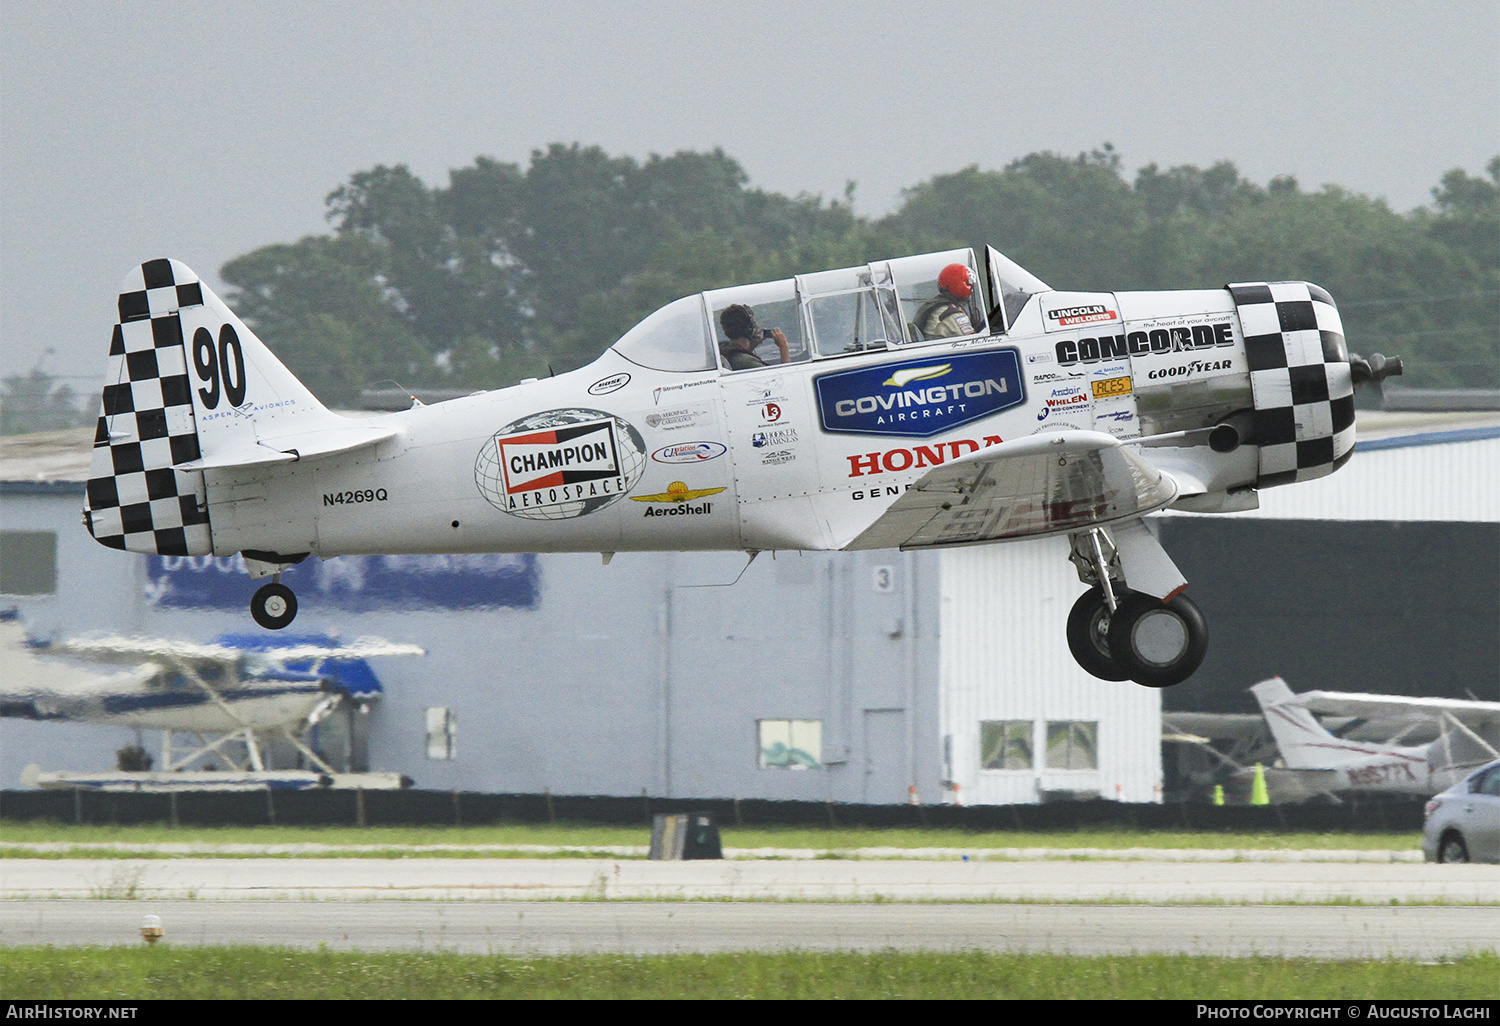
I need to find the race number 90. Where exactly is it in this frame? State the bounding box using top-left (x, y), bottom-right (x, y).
top-left (192, 325), bottom-right (247, 409)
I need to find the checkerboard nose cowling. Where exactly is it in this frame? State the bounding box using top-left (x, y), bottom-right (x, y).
top-left (1228, 281), bottom-right (1355, 488)
top-left (84, 259), bottom-right (213, 556)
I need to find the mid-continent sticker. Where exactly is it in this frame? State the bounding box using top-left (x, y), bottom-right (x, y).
top-left (814, 349), bottom-right (1024, 438)
top-left (474, 408), bottom-right (646, 521)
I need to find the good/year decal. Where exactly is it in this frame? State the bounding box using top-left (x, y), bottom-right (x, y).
top-left (474, 408), bottom-right (647, 520)
top-left (813, 349), bottom-right (1025, 438)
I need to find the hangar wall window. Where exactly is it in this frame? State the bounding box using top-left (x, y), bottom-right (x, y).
top-left (1045, 721), bottom-right (1098, 770)
top-left (425, 707), bottom-right (456, 760)
top-left (980, 720), bottom-right (1034, 770)
top-left (0, 531), bottom-right (57, 595)
top-left (758, 718), bottom-right (822, 769)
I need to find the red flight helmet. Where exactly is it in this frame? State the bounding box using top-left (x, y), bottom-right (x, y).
top-left (938, 262), bottom-right (974, 299)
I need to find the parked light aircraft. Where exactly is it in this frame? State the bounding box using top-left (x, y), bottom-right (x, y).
top-left (81, 248), bottom-right (1401, 687)
top-left (1250, 677), bottom-right (1500, 798)
top-left (0, 611), bottom-right (421, 787)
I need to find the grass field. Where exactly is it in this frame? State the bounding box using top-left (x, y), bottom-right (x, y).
top-left (2, 947), bottom-right (1493, 1000)
top-left (0, 820), bottom-right (1421, 854)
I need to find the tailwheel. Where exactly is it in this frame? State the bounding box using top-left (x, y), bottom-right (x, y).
top-left (1066, 586), bottom-right (1130, 681)
top-left (250, 582), bottom-right (298, 631)
top-left (1107, 591), bottom-right (1207, 688)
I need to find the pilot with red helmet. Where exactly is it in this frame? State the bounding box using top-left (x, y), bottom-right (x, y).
top-left (913, 263), bottom-right (980, 339)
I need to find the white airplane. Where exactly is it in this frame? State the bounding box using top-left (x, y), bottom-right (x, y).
top-left (1250, 677), bottom-right (1500, 798)
top-left (80, 247), bottom-right (1400, 687)
top-left (1, 611), bottom-right (421, 786)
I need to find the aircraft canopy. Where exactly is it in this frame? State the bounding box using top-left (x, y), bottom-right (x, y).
top-left (611, 248), bottom-right (1045, 374)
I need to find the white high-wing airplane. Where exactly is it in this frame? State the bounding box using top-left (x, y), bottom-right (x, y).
top-left (81, 246), bottom-right (1400, 687)
top-left (1250, 677), bottom-right (1500, 797)
top-left (1, 612), bottom-right (422, 783)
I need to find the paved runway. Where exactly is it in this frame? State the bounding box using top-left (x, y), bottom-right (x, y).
top-left (1, 854), bottom-right (1495, 958)
top-left (2, 899), bottom-right (1493, 958)
top-left (2, 856), bottom-right (1494, 904)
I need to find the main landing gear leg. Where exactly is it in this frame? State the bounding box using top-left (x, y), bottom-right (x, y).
top-left (1066, 531), bottom-right (1129, 681)
top-left (1066, 524), bottom-right (1207, 688)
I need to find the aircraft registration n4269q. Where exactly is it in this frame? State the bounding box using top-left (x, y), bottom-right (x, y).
top-left (82, 246), bottom-right (1402, 687)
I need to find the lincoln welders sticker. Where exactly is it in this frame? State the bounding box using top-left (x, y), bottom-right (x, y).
top-left (474, 408), bottom-right (647, 520)
top-left (814, 349), bottom-right (1025, 437)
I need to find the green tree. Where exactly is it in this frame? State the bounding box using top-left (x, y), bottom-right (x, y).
top-left (220, 235), bottom-right (429, 407)
top-left (218, 144), bottom-right (1498, 397)
top-left (0, 369), bottom-right (87, 435)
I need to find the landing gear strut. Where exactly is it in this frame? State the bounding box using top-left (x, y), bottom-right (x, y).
top-left (1066, 526), bottom-right (1207, 687)
top-left (251, 582), bottom-right (298, 631)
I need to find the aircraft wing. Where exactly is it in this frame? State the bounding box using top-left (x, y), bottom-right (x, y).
top-left (50, 636), bottom-right (423, 664)
top-left (844, 430), bottom-right (1179, 551)
top-left (1289, 691), bottom-right (1500, 727)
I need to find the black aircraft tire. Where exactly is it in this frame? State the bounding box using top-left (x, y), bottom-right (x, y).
top-left (1108, 591), bottom-right (1208, 688)
top-left (251, 582), bottom-right (298, 631)
top-left (1065, 587), bottom-right (1131, 681)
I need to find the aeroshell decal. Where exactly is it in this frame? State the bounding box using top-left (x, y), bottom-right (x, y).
top-left (474, 407), bottom-right (647, 520)
top-left (814, 349), bottom-right (1025, 438)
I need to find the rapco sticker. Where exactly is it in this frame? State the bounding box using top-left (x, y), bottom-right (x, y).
top-left (1092, 376), bottom-right (1132, 398)
top-left (587, 372), bottom-right (631, 396)
top-left (651, 441), bottom-right (727, 464)
top-left (474, 408), bottom-right (646, 520)
top-left (814, 349), bottom-right (1025, 438)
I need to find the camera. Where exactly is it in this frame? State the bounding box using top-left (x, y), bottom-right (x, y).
top-left (760, 328), bottom-right (777, 341)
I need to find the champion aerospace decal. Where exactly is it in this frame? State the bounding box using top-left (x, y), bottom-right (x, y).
top-left (813, 349), bottom-right (1025, 437)
top-left (474, 408), bottom-right (647, 520)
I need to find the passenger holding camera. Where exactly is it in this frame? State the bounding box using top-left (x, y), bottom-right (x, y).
top-left (719, 303), bottom-right (791, 370)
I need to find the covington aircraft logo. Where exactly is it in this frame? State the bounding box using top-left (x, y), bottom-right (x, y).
top-left (813, 349), bottom-right (1025, 438)
top-left (474, 408), bottom-right (646, 521)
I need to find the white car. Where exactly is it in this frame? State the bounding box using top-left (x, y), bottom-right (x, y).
top-left (1422, 760), bottom-right (1500, 863)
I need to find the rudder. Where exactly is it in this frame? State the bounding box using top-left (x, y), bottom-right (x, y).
top-left (85, 259), bottom-right (212, 555)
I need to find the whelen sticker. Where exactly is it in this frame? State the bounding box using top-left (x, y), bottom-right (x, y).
top-left (814, 349), bottom-right (1025, 438)
top-left (474, 408), bottom-right (646, 520)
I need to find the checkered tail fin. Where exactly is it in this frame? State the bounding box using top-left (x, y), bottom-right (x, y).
top-left (84, 258), bottom-right (332, 556)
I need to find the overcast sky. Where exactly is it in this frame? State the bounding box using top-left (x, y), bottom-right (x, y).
top-left (3, 0), bottom-right (1497, 383)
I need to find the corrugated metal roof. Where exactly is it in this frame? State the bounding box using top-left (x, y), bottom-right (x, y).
top-left (1170, 432), bottom-right (1499, 524)
top-left (0, 428), bottom-right (91, 485)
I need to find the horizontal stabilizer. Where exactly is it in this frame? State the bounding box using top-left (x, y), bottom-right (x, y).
top-left (175, 423), bottom-right (398, 471)
top-left (52, 635), bottom-right (425, 664)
